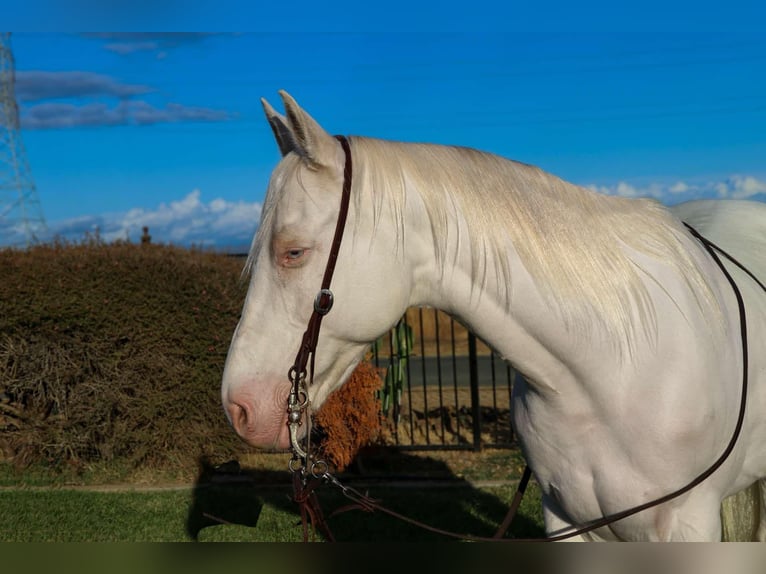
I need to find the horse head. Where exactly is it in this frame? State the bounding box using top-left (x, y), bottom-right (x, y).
top-left (220, 91), bottom-right (413, 449)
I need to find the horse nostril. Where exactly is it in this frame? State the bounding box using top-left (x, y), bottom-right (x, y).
top-left (228, 402), bottom-right (253, 437)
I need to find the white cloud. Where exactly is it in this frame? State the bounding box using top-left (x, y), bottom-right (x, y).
top-left (587, 181), bottom-right (665, 199)
top-left (716, 175), bottom-right (766, 200)
top-left (669, 181), bottom-right (692, 194)
top-left (44, 190), bottom-right (262, 249)
top-left (8, 175), bottom-right (765, 249)
top-left (590, 175), bottom-right (766, 205)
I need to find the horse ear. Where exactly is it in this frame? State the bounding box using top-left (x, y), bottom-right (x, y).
top-left (261, 97), bottom-right (296, 157)
top-left (278, 90), bottom-right (338, 168)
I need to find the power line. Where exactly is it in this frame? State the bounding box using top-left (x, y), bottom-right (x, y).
top-left (0, 32), bottom-right (47, 247)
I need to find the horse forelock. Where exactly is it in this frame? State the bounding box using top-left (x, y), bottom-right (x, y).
top-left (348, 136), bottom-right (720, 358)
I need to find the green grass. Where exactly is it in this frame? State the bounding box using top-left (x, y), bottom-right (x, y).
top-left (0, 448), bottom-right (545, 541)
top-left (0, 480), bottom-right (544, 542)
top-left (0, 459), bottom-right (198, 489)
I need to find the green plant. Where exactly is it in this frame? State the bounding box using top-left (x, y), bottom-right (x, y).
top-left (376, 319), bottom-right (414, 421)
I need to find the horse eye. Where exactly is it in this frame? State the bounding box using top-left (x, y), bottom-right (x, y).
top-left (276, 246), bottom-right (308, 268)
top-left (286, 249), bottom-right (305, 260)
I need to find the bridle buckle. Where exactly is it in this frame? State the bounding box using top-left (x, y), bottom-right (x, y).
top-left (313, 288), bottom-right (334, 315)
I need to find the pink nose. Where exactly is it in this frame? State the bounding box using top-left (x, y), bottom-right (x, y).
top-left (222, 389), bottom-right (292, 450)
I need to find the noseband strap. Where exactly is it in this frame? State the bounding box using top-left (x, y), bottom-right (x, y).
top-left (288, 135), bottom-right (353, 463)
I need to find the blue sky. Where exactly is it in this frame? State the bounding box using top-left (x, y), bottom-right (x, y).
top-left (3, 3), bottom-right (766, 248)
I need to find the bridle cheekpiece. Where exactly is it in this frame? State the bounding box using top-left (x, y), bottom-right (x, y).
top-left (287, 135), bottom-right (353, 475)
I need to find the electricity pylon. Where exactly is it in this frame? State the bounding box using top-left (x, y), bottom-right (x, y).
top-left (0, 32), bottom-right (47, 247)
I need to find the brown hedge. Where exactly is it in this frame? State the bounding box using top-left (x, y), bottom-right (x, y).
top-left (0, 240), bottom-right (252, 471)
top-left (0, 239), bottom-right (382, 474)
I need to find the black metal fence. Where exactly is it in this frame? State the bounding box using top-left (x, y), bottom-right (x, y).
top-left (370, 307), bottom-right (519, 451)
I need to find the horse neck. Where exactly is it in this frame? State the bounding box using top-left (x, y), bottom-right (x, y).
top-left (353, 138), bottom-right (657, 393)
top-left (401, 182), bottom-right (598, 396)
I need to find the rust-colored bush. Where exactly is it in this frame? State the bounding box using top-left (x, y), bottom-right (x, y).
top-left (314, 361), bottom-right (384, 471)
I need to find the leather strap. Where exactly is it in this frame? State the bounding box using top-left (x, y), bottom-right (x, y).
top-left (290, 135), bottom-right (353, 387)
top-left (287, 135), bottom-right (353, 541)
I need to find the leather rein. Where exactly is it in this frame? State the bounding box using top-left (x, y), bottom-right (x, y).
top-left (286, 135), bottom-right (763, 541)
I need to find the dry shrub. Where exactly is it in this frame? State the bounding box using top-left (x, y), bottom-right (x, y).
top-left (0, 239), bottom-right (251, 472)
top-left (0, 239), bottom-right (389, 475)
top-left (314, 361), bottom-right (384, 471)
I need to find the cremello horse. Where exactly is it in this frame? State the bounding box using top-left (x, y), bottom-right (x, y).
top-left (221, 91), bottom-right (766, 541)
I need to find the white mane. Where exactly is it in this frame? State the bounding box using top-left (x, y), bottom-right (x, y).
top-left (248, 135), bottom-right (719, 357)
top-left (349, 137), bottom-right (719, 356)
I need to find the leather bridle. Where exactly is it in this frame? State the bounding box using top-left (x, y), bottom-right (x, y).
top-left (284, 134), bottom-right (762, 542)
top-left (287, 135), bottom-right (353, 471)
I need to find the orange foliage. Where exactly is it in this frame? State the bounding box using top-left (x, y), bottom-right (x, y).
top-left (314, 362), bottom-right (384, 471)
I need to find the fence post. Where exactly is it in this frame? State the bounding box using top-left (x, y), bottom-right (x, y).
top-left (468, 333), bottom-right (481, 451)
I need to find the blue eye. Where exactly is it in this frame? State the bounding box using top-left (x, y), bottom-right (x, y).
top-left (286, 249), bottom-right (304, 260)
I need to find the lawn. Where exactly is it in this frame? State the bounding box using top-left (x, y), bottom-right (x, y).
top-left (0, 478), bottom-right (544, 542)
